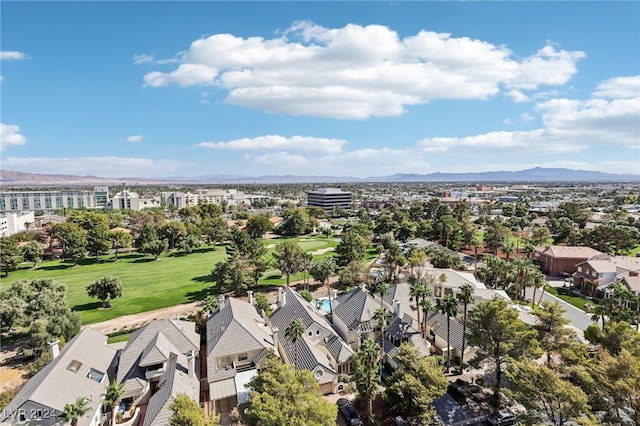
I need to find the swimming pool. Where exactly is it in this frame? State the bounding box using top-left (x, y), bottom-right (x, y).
top-left (314, 299), bottom-right (331, 314)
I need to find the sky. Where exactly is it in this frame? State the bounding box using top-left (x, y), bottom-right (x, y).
top-left (1, 1), bottom-right (639, 179)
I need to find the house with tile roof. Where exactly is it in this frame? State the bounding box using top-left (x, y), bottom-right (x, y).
top-left (383, 316), bottom-right (432, 369)
top-left (116, 319), bottom-right (199, 409)
top-left (573, 254), bottom-right (640, 297)
top-left (141, 355), bottom-right (200, 426)
top-left (535, 245), bottom-right (603, 277)
top-left (205, 296), bottom-right (276, 414)
top-left (0, 327), bottom-right (117, 426)
top-left (331, 286), bottom-right (381, 351)
top-left (269, 287), bottom-right (353, 394)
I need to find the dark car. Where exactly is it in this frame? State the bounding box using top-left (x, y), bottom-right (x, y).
top-left (337, 398), bottom-right (362, 426)
top-left (487, 408), bottom-right (517, 426)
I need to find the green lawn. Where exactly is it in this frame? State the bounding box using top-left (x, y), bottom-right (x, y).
top-left (546, 286), bottom-right (597, 311)
top-left (0, 235), bottom-right (341, 325)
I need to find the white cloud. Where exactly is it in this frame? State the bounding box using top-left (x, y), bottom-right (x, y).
top-left (133, 53), bottom-right (182, 65)
top-left (418, 80), bottom-right (640, 154)
top-left (196, 135), bottom-right (346, 154)
top-left (0, 123), bottom-right (26, 151)
top-left (126, 135), bottom-right (144, 143)
top-left (506, 89), bottom-right (530, 103)
top-left (0, 51), bottom-right (28, 61)
top-left (143, 22), bottom-right (585, 119)
top-left (254, 152), bottom-right (311, 168)
top-left (1, 156), bottom-right (183, 178)
top-left (520, 113), bottom-right (534, 122)
top-left (592, 76), bottom-right (640, 99)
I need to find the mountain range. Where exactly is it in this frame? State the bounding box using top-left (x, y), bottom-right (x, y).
top-left (0, 167), bottom-right (637, 186)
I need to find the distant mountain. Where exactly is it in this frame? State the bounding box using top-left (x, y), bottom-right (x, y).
top-left (370, 167), bottom-right (640, 183)
top-left (0, 167), bottom-right (637, 186)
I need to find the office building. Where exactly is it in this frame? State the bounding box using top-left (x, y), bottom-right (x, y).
top-left (307, 188), bottom-right (352, 213)
top-left (0, 187), bottom-right (109, 213)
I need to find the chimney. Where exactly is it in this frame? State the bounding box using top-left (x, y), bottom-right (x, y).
top-left (48, 339), bottom-right (60, 359)
top-left (331, 289), bottom-right (338, 300)
top-left (393, 300), bottom-right (401, 318)
top-left (280, 292), bottom-right (287, 307)
top-left (218, 295), bottom-right (226, 308)
top-left (272, 326), bottom-right (279, 348)
top-left (186, 350), bottom-right (196, 377)
top-left (359, 282), bottom-right (367, 292)
top-left (247, 290), bottom-right (253, 305)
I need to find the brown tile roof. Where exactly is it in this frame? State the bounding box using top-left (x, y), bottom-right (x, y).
top-left (537, 245), bottom-right (602, 259)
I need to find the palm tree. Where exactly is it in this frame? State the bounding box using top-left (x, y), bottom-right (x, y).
top-left (471, 236), bottom-right (483, 277)
top-left (352, 338), bottom-right (380, 417)
top-left (59, 397), bottom-right (89, 426)
top-left (373, 307), bottom-right (391, 381)
top-left (420, 298), bottom-right (436, 340)
top-left (459, 283), bottom-right (474, 372)
top-left (368, 277), bottom-right (389, 312)
top-left (590, 304), bottom-right (607, 329)
top-left (103, 380), bottom-right (125, 426)
top-left (202, 294), bottom-right (220, 315)
top-left (440, 294), bottom-right (458, 373)
top-left (301, 252), bottom-right (313, 290)
top-left (286, 318), bottom-right (306, 370)
top-left (409, 277), bottom-right (431, 338)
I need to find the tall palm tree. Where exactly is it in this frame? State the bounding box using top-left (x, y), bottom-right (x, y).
top-left (103, 380), bottom-right (125, 426)
top-left (420, 298), bottom-right (436, 340)
top-left (409, 277), bottom-right (431, 337)
top-left (286, 318), bottom-right (306, 370)
top-left (352, 338), bottom-right (380, 417)
top-left (471, 236), bottom-right (483, 277)
top-left (301, 252), bottom-right (313, 290)
top-left (368, 277), bottom-right (389, 311)
top-left (459, 283), bottom-right (474, 372)
top-left (59, 397), bottom-right (89, 426)
top-left (373, 307), bottom-right (391, 381)
top-left (440, 294), bottom-right (458, 373)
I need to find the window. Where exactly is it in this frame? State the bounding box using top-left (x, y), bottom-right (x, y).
top-left (577, 266), bottom-right (582, 272)
top-left (238, 353), bottom-right (248, 362)
top-left (22, 198), bottom-right (30, 210)
top-left (314, 369), bottom-right (324, 378)
top-left (308, 331), bottom-right (313, 336)
top-left (67, 360), bottom-right (83, 373)
top-left (316, 330), bottom-right (320, 335)
top-left (217, 357), bottom-right (228, 370)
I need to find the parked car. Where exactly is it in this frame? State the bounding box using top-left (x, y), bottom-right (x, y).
top-left (487, 408), bottom-right (517, 426)
top-left (336, 398), bottom-right (362, 426)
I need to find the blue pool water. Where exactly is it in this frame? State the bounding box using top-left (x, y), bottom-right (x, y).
top-left (315, 299), bottom-right (331, 313)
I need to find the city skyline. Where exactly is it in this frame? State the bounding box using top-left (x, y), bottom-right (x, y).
top-left (1, 1), bottom-right (639, 178)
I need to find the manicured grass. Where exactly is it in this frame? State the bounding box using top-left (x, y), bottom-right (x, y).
top-left (0, 246), bottom-right (226, 325)
top-left (107, 332), bottom-right (133, 344)
top-left (0, 235), bottom-right (341, 325)
top-left (546, 286), bottom-right (596, 311)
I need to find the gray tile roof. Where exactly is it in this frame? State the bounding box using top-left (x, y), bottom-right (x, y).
top-left (139, 332), bottom-right (172, 367)
top-left (206, 297), bottom-right (275, 380)
top-left (333, 287), bottom-right (379, 329)
top-left (425, 312), bottom-right (465, 352)
top-left (117, 319), bottom-right (199, 385)
top-left (0, 327), bottom-right (117, 426)
top-left (142, 355), bottom-right (200, 426)
top-left (325, 335), bottom-right (353, 364)
top-left (270, 288), bottom-right (352, 378)
top-left (384, 317), bottom-right (430, 358)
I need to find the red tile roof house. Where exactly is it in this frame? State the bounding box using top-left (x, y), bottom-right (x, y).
top-left (573, 254), bottom-right (640, 297)
top-left (534, 246), bottom-right (603, 277)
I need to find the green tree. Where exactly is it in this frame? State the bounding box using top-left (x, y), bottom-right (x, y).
top-left (373, 307), bottom-right (391, 380)
top-left (246, 215), bottom-right (274, 239)
top-left (0, 237), bottom-right (22, 277)
top-left (533, 300), bottom-right (573, 367)
top-left (110, 229), bottom-right (133, 261)
top-left (246, 354), bottom-right (337, 426)
top-left (459, 282), bottom-right (475, 371)
top-left (335, 230), bottom-right (367, 266)
top-left (384, 344), bottom-right (448, 424)
top-left (58, 397), bottom-right (89, 426)
top-left (286, 318), bottom-right (306, 369)
top-left (440, 293), bottom-right (458, 372)
top-left (310, 257), bottom-right (337, 311)
top-left (22, 241), bottom-right (44, 268)
top-left (211, 257), bottom-right (253, 295)
top-left (180, 234), bottom-right (201, 253)
top-left (86, 275), bottom-right (123, 308)
top-left (272, 240), bottom-right (304, 286)
top-left (134, 223), bottom-right (158, 251)
top-left (169, 393), bottom-right (218, 426)
top-left (467, 298), bottom-right (541, 404)
top-left (200, 216), bottom-right (228, 249)
top-left (506, 359), bottom-right (589, 426)
top-left (0, 289), bottom-right (27, 331)
top-left (409, 276), bottom-right (430, 339)
top-left (279, 208), bottom-right (310, 236)
top-left (56, 223), bottom-right (87, 266)
top-left (202, 295), bottom-right (220, 315)
top-left (103, 380), bottom-right (125, 426)
top-left (352, 338), bottom-right (380, 417)
top-left (161, 221), bottom-right (188, 250)
top-left (141, 239), bottom-right (168, 260)
top-left (69, 211), bottom-right (110, 261)
top-left (337, 260), bottom-right (364, 290)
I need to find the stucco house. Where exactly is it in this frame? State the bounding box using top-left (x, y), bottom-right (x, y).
top-left (535, 245), bottom-right (603, 277)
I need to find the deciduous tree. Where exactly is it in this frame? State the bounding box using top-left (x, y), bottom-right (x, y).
top-left (86, 275), bottom-right (123, 308)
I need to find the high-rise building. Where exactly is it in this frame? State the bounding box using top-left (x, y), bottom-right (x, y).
top-left (307, 188), bottom-right (352, 213)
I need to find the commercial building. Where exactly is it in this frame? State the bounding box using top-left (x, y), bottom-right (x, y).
top-left (0, 211), bottom-right (35, 237)
top-left (307, 188), bottom-right (352, 213)
top-left (0, 187), bottom-right (109, 213)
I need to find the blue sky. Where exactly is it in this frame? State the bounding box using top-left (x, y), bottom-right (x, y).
top-left (1, 1), bottom-right (639, 178)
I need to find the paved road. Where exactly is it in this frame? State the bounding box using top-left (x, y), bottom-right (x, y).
top-left (525, 279), bottom-right (594, 337)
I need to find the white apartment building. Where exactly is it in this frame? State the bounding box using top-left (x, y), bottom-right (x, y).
top-left (0, 211), bottom-right (36, 237)
top-left (0, 187), bottom-right (109, 213)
